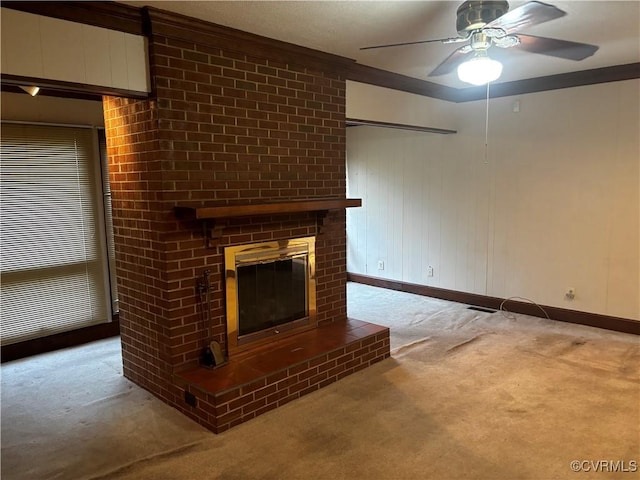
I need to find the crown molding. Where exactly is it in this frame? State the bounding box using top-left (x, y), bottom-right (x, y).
top-left (456, 62), bottom-right (640, 102)
top-left (349, 62), bottom-right (640, 103)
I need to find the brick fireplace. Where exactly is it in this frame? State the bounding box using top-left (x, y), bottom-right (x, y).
top-left (102, 7), bottom-right (390, 433)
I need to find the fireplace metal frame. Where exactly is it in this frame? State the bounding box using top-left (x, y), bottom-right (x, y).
top-left (224, 236), bottom-right (316, 354)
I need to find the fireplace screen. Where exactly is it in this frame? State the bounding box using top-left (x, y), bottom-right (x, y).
top-left (225, 237), bottom-right (316, 352)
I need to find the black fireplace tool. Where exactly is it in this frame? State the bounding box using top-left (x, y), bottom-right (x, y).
top-left (198, 270), bottom-right (226, 368)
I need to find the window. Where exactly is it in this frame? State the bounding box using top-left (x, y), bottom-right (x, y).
top-left (1, 123), bottom-right (113, 345)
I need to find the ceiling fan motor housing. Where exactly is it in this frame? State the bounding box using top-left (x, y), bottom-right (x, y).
top-left (456, 0), bottom-right (509, 34)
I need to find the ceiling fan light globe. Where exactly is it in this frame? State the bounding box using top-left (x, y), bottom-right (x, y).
top-left (457, 56), bottom-right (503, 85)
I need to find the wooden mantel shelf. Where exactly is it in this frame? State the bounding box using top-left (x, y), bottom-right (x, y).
top-left (175, 198), bottom-right (361, 220)
top-left (174, 198), bottom-right (362, 247)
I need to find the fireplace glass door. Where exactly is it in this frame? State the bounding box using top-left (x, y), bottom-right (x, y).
top-left (237, 255), bottom-right (307, 336)
top-left (225, 237), bottom-right (316, 352)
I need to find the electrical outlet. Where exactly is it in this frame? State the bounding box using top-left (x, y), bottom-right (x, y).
top-left (427, 265), bottom-right (434, 277)
top-left (513, 100), bottom-right (521, 113)
top-left (565, 288), bottom-right (575, 300)
top-left (184, 390), bottom-right (197, 407)
top-left (377, 260), bottom-right (384, 270)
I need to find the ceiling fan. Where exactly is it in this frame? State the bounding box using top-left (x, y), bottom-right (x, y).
top-left (361, 1), bottom-right (599, 85)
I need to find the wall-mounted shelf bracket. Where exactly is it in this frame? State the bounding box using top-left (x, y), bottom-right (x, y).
top-left (316, 210), bottom-right (331, 234)
top-left (202, 220), bottom-right (225, 248)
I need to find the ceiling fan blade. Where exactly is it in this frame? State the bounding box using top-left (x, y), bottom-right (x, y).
top-left (514, 34), bottom-right (599, 60)
top-left (360, 36), bottom-right (467, 51)
top-left (428, 47), bottom-right (474, 77)
top-left (485, 1), bottom-right (566, 35)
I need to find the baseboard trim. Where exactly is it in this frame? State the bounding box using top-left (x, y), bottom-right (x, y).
top-left (1, 319), bottom-right (121, 363)
top-left (348, 273), bottom-right (640, 335)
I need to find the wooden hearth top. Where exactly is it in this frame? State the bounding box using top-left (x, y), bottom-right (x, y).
top-left (174, 198), bottom-right (362, 220)
top-left (175, 318), bottom-right (388, 396)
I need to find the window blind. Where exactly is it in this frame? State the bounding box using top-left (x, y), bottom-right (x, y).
top-left (1, 123), bottom-right (110, 345)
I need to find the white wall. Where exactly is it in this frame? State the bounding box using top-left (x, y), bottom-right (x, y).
top-left (1, 8), bottom-right (149, 93)
top-left (346, 79), bottom-right (639, 320)
top-left (346, 81), bottom-right (456, 131)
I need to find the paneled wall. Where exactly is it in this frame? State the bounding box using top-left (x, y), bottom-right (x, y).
top-left (346, 81), bottom-right (455, 130)
top-left (0, 7), bottom-right (149, 93)
top-left (347, 79), bottom-right (639, 320)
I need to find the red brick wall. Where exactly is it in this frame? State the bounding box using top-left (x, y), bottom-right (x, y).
top-left (103, 10), bottom-right (350, 403)
top-left (102, 96), bottom-right (177, 401)
top-left (179, 329), bottom-right (390, 433)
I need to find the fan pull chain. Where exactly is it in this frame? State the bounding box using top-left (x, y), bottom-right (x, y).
top-left (483, 81), bottom-right (492, 294)
top-left (484, 81), bottom-right (491, 164)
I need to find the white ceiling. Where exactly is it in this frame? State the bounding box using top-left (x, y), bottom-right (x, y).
top-left (122, 1), bottom-right (640, 88)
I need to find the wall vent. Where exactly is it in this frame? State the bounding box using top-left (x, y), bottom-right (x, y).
top-left (467, 306), bottom-right (497, 313)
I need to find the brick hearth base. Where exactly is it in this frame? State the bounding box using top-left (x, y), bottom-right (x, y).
top-left (174, 319), bottom-right (390, 433)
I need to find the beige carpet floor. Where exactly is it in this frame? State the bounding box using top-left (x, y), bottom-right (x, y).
top-left (1, 282), bottom-right (639, 480)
